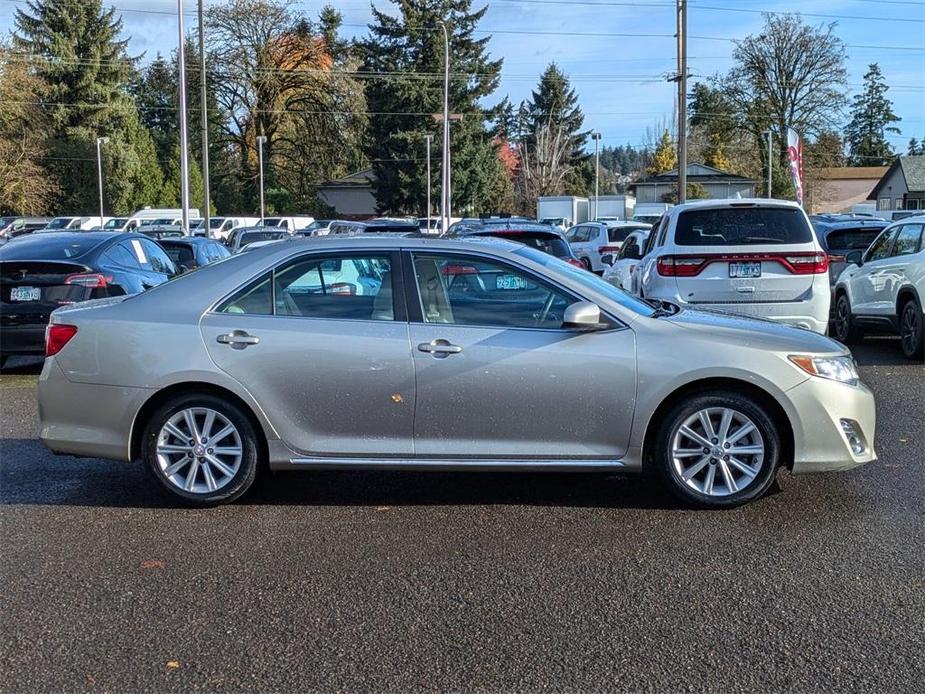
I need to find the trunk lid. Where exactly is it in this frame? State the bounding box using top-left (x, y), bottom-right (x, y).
top-left (0, 260), bottom-right (100, 323)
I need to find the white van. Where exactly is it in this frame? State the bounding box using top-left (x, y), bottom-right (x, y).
top-left (40, 216), bottom-right (105, 231)
top-left (126, 208), bottom-right (202, 231)
top-left (261, 216), bottom-right (315, 231)
top-left (199, 216), bottom-right (261, 240)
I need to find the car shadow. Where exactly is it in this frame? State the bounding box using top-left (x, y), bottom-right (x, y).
top-left (0, 356), bottom-right (43, 375)
top-left (850, 336), bottom-right (916, 367)
top-left (0, 436), bottom-right (740, 511)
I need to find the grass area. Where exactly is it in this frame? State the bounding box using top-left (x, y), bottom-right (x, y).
top-left (0, 374), bottom-right (39, 389)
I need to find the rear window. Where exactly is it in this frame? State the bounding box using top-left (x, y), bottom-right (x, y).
top-left (240, 232), bottom-right (287, 247)
top-left (362, 225), bottom-right (417, 233)
top-left (491, 232), bottom-right (571, 257)
top-left (675, 207), bottom-right (813, 246)
top-left (607, 225), bottom-right (648, 243)
top-left (0, 236), bottom-right (101, 260)
top-left (161, 243), bottom-right (195, 267)
top-left (823, 227), bottom-right (884, 252)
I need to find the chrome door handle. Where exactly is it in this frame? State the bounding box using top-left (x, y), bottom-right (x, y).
top-left (217, 331), bottom-right (260, 349)
top-left (417, 340), bottom-right (462, 355)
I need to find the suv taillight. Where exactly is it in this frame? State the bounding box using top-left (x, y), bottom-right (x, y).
top-left (784, 253), bottom-right (829, 274)
top-left (656, 256), bottom-right (706, 276)
top-left (656, 252), bottom-right (829, 277)
top-left (45, 324), bottom-right (78, 357)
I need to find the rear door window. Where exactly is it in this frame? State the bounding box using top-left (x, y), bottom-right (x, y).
top-left (675, 207), bottom-right (813, 246)
top-left (824, 227), bottom-right (885, 252)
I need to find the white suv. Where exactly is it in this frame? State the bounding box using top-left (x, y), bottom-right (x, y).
top-left (832, 216), bottom-right (924, 359)
top-left (566, 221), bottom-right (651, 273)
top-left (634, 199), bottom-right (830, 333)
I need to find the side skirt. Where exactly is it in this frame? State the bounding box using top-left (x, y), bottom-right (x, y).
top-left (281, 457), bottom-right (627, 472)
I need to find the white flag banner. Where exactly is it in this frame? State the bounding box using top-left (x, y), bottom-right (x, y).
top-left (786, 127), bottom-right (804, 206)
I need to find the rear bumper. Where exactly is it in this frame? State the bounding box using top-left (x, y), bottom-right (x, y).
top-left (786, 376), bottom-right (877, 474)
top-left (38, 359), bottom-right (147, 461)
top-left (0, 322), bottom-right (47, 355)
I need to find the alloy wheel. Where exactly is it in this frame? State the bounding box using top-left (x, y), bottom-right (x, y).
top-left (156, 407), bottom-right (243, 494)
top-left (901, 304), bottom-right (920, 355)
top-left (670, 407), bottom-right (765, 497)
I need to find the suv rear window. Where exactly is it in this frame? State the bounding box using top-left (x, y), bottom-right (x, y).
top-left (489, 231), bottom-right (571, 257)
top-left (675, 208), bottom-right (813, 246)
top-left (607, 225), bottom-right (648, 243)
top-left (823, 227), bottom-right (884, 252)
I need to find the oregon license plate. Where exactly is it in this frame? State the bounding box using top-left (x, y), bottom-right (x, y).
top-left (729, 261), bottom-right (761, 278)
top-left (10, 286), bottom-right (41, 302)
top-left (496, 275), bottom-right (528, 290)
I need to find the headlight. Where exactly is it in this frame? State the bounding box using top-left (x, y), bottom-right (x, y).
top-left (788, 354), bottom-right (859, 385)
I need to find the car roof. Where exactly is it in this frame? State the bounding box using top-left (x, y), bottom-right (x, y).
top-left (458, 221), bottom-right (563, 235)
top-left (671, 198), bottom-right (804, 212)
top-left (811, 218), bottom-right (889, 231)
top-left (0, 231), bottom-right (144, 259)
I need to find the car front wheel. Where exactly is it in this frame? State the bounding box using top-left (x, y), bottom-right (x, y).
top-left (899, 298), bottom-right (924, 360)
top-left (833, 293), bottom-right (863, 344)
top-left (654, 392), bottom-right (780, 508)
top-left (141, 393), bottom-right (260, 506)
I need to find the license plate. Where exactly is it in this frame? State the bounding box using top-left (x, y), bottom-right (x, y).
top-left (10, 286), bottom-right (41, 302)
top-left (729, 261), bottom-right (761, 278)
top-left (496, 275), bottom-right (528, 290)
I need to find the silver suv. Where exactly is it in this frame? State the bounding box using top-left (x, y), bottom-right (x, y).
top-left (833, 216), bottom-right (924, 359)
top-left (634, 199), bottom-right (830, 333)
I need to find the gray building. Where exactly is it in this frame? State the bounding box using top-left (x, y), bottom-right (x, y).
top-left (868, 156), bottom-right (925, 212)
top-left (629, 163), bottom-right (757, 203)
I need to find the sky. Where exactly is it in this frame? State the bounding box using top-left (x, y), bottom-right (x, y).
top-left (3, 0), bottom-right (924, 153)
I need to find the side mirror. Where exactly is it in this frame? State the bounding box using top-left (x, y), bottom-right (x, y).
top-left (846, 250), bottom-right (863, 266)
top-left (600, 254), bottom-right (615, 266)
top-left (562, 301), bottom-right (604, 330)
top-left (624, 244), bottom-right (642, 260)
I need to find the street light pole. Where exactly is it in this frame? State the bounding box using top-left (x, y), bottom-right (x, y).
top-left (425, 134), bottom-right (432, 232)
top-left (591, 132), bottom-right (601, 220)
top-left (676, 0), bottom-right (688, 204)
top-left (439, 21), bottom-right (450, 234)
top-left (95, 137), bottom-right (109, 227)
top-left (197, 0), bottom-right (211, 237)
top-left (176, 0), bottom-right (191, 235)
top-left (764, 130), bottom-right (773, 198)
top-left (257, 135), bottom-right (267, 224)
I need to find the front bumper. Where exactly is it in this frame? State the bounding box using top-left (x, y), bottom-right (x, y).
top-left (785, 375), bottom-right (877, 474)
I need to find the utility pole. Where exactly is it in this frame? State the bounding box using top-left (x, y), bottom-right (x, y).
top-left (95, 137), bottom-right (109, 228)
top-left (197, 0), bottom-right (211, 237)
top-left (425, 134), bottom-right (433, 232)
top-left (439, 22), bottom-right (451, 234)
top-left (676, 0), bottom-right (688, 204)
top-left (764, 130), bottom-right (773, 198)
top-left (176, 0), bottom-right (191, 235)
top-left (256, 135), bottom-right (267, 224)
top-left (591, 132), bottom-right (602, 219)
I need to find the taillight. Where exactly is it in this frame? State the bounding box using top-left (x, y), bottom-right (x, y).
top-left (565, 258), bottom-right (585, 269)
top-left (657, 256), bottom-right (706, 276)
top-left (45, 324), bottom-right (78, 357)
top-left (598, 245), bottom-right (621, 254)
top-left (64, 273), bottom-right (111, 288)
top-left (828, 255), bottom-right (846, 263)
top-left (785, 253), bottom-right (829, 274)
top-left (441, 264), bottom-right (477, 276)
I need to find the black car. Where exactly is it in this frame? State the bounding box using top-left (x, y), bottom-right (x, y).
top-left (136, 225), bottom-right (185, 240)
top-left (0, 232), bottom-right (177, 364)
top-left (157, 236), bottom-right (231, 272)
top-left (227, 227), bottom-right (291, 253)
top-left (327, 219), bottom-right (421, 235)
top-left (810, 214), bottom-right (890, 296)
top-left (444, 219), bottom-right (585, 267)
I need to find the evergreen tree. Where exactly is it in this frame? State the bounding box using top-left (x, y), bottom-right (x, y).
top-left (13, 0), bottom-right (161, 213)
top-left (159, 143), bottom-right (205, 210)
top-left (360, 0), bottom-right (508, 215)
top-left (525, 63), bottom-right (589, 191)
top-left (845, 63), bottom-right (901, 166)
top-left (648, 130), bottom-right (677, 174)
top-left (908, 138), bottom-right (924, 156)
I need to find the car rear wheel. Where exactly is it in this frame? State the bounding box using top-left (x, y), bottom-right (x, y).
top-left (654, 392), bottom-right (780, 508)
top-left (833, 294), bottom-right (863, 344)
top-left (141, 393), bottom-right (260, 506)
top-left (899, 298), bottom-right (924, 360)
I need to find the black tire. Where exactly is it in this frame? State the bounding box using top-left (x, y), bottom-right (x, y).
top-left (899, 297), bottom-right (924, 360)
top-left (141, 393), bottom-right (260, 506)
top-left (833, 293), bottom-right (863, 344)
top-left (653, 391), bottom-right (781, 509)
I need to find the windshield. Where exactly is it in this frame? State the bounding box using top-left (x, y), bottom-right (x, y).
top-left (102, 218), bottom-right (128, 229)
top-left (209, 218), bottom-right (226, 229)
top-left (514, 246), bottom-right (655, 317)
top-left (46, 217), bottom-right (74, 229)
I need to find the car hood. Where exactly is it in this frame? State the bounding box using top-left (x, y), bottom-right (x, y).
top-left (664, 308), bottom-right (846, 355)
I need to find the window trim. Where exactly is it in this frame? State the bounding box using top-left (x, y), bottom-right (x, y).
top-left (211, 249), bottom-right (406, 321)
top-left (401, 249), bottom-right (624, 332)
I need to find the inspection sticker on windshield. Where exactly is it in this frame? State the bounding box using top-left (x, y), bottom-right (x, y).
top-left (496, 275), bottom-right (528, 290)
top-left (729, 261), bottom-right (761, 278)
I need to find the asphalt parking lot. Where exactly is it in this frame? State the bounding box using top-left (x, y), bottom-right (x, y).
top-left (1, 338), bottom-right (923, 693)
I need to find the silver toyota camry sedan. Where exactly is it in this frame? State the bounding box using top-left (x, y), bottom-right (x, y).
top-left (37, 236), bottom-right (876, 508)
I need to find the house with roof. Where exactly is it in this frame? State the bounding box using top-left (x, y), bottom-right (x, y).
top-left (628, 163), bottom-right (757, 203)
top-left (806, 166), bottom-right (889, 214)
top-left (868, 155), bottom-right (925, 213)
top-left (316, 168), bottom-right (377, 218)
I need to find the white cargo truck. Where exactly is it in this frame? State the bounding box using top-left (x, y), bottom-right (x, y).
top-left (632, 202), bottom-right (670, 225)
top-left (589, 195), bottom-right (636, 221)
top-left (537, 196), bottom-right (590, 230)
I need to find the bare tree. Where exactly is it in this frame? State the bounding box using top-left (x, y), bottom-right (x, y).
top-left (515, 122), bottom-right (573, 209)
